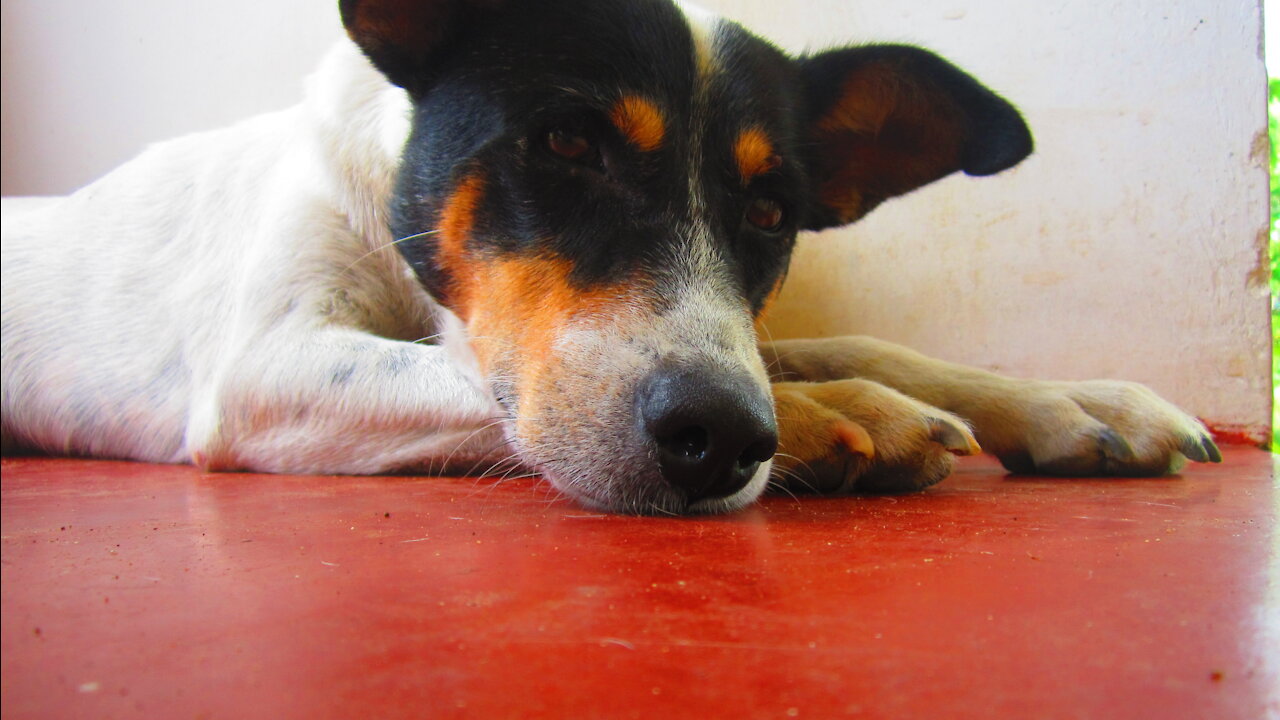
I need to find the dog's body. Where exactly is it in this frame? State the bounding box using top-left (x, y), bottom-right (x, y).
top-left (3, 40), bottom-right (502, 475)
top-left (1, 0), bottom-right (1219, 514)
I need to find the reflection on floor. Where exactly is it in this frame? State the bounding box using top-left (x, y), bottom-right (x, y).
top-left (2, 449), bottom-right (1276, 720)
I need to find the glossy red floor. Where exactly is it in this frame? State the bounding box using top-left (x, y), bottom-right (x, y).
top-left (2, 449), bottom-right (1276, 720)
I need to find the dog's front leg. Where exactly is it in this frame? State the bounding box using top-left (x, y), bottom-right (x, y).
top-left (186, 327), bottom-right (513, 476)
top-left (763, 336), bottom-right (1220, 490)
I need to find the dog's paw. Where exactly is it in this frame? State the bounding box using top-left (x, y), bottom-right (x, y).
top-left (985, 379), bottom-right (1222, 477)
top-left (771, 379), bottom-right (980, 494)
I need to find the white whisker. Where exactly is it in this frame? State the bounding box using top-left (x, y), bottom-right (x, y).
top-left (340, 230), bottom-right (438, 275)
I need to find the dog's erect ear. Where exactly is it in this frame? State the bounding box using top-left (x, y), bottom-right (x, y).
top-left (798, 45), bottom-right (1033, 230)
top-left (339, 0), bottom-right (503, 93)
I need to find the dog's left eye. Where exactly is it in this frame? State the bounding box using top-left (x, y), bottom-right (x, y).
top-left (745, 196), bottom-right (786, 233)
top-left (546, 128), bottom-right (599, 166)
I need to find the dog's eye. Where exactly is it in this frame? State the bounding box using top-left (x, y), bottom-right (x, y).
top-left (546, 128), bottom-right (598, 165)
top-left (745, 196), bottom-right (786, 233)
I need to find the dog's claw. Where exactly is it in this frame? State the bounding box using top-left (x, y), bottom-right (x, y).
top-left (927, 417), bottom-right (981, 456)
top-left (1203, 436), bottom-right (1223, 463)
top-left (1178, 434), bottom-right (1209, 462)
top-left (1179, 434), bottom-right (1222, 463)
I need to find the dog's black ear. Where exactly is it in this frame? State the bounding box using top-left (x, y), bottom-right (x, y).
top-left (340, 0), bottom-right (503, 93)
top-left (798, 45), bottom-right (1033, 230)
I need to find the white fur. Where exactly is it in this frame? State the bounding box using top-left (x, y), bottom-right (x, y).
top-left (1, 40), bottom-right (506, 475)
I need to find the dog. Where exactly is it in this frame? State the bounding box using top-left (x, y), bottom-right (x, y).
top-left (0, 0), bottom-right (1222, 515)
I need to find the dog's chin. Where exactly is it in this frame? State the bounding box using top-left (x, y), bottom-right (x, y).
top-left (535, 459), bottom-right (773, 516)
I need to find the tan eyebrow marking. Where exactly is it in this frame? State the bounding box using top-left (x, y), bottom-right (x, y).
top-left (610, 95), bottom-right (667, 152)
top-left (734, 126), bottom-right (782, 184)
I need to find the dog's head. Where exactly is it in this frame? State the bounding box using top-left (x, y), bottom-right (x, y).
top-left (340, 0), bottom-right (1031, 513)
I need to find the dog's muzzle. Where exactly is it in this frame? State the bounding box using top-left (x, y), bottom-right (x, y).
top-left (634, 361), bottom-right (778, 503)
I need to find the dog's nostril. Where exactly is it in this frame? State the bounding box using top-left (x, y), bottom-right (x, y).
top-left (738, 438), bottom-right (776, 469)
top-left (664, 426), bottom-right (709, 461)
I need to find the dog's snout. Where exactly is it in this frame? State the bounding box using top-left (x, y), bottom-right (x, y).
top-left (636, 364), bottom-right (778, 503)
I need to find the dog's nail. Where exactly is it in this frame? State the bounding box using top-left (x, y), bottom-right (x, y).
top-left (1203, 436), bottom-right (1223, 463)
top-left (1182, 434), bottom-right (1222, 463)
top-left (1098, 427), bottom-right (1136, 462)
top-left (1178, 434), bottom-right (1210, 463)
top-left (833, 420), bottom-right (875, 460)
top-left (928, 417), bottom-right (980, 456)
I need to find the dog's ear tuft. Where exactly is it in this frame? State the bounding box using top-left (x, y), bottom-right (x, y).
top-left (340, 0), bottom-right (503, 93)
top-left (798, 45), bottom-right (1033, 230)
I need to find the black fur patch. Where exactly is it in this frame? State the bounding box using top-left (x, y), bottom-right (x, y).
top-left (382, 0), bottom-right (806, 316)
top-left (348, 0), bottom-right (1030, 315)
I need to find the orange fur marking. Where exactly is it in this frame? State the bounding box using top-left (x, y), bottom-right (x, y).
top-left (436, 171), bottom-right (487, 314)
top-left (435, 169), bottom-right (647, 429)
top-left (611, 96), bottom-right (666, 152)
top-left (466, 256), bottom-right (628, 369)
top-left (462, 256), bottom-right (638, 430)
top-left (734, 127), bottom-right (781, 184)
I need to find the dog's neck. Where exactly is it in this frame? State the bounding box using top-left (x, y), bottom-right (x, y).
top-left (304, 39), bottom-right (413, 253)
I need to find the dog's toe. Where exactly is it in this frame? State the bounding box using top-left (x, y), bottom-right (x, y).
top-left (771, 379), bottom-right (971, 495)
top-left (1031, 425), bottom-right (1155, 476)
top-left (994, 379), bottom-right (1222, 478)
top-left (852, 451), bottom-right (957, 494)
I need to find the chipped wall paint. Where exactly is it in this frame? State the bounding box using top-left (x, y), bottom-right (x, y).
top-left (0, 0), bottom-right (1270, 439)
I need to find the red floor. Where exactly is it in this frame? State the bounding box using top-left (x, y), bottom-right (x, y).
top-left (2, 449), bottom-right (1276, 720)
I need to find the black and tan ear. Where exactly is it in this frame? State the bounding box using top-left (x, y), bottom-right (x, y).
top-left (798, 45), bottom-right (1033, 230)
top-left (339, 0), bottom-right (504, 94)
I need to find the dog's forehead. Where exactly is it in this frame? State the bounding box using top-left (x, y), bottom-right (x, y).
top-left (469, 1), bottom-right (796, 140)
top-left (471, 1), bottom-right (697, 95)
top-left (703, 21), bottom-right (803, 136)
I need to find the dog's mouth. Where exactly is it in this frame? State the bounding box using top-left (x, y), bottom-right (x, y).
top-left (493, 357), bottom-right (778, 515)
top-left (510, 432), bottom-right (777, 517)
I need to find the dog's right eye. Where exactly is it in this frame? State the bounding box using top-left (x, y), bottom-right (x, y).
top-left (745, 195), bottom-right (786, 233)
top-left (546, 128), bottom-right (599, 166)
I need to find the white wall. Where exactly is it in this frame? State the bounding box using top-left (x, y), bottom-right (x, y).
top-left (0, 0), bottom-right (343, 195)
top-left (1, 0), bottom-right (1271, 439)
top-left (703, 0), bottom-right (1271, 441)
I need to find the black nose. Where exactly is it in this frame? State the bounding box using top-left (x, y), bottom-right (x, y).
top-left (635, 363), bottom-right (778, 503)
